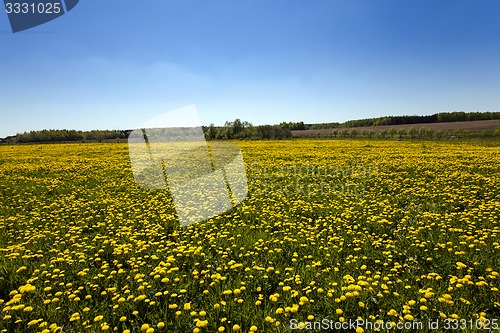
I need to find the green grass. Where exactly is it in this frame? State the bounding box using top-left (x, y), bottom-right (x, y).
top-left (0, 140), bottom-right (499, 332)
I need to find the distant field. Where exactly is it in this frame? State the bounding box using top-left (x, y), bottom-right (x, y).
top-left (293, 119), bottom-right (500, 137)
top-left (1, 140), bottom-right (499, 332)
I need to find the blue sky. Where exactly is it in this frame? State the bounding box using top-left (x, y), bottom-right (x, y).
top-left (1, 0), bottom-right (500, 138)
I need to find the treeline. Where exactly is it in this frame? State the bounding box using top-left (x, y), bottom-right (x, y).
top-left (2, 112), bottom-right (499, 143)
top-left (277, 121), bottom-right (307, 130)
top-left (0, 129), bottom-right (131, 144)
top-left (308, 111), bottom-right (500, 129)
top-left (0, 120), bottom-right (292, 144)
top-left (203, 119), bottom-right (292, 140)
top-left (304, 127), bottom-right (500, 140)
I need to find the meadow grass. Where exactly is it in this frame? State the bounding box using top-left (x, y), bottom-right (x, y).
top-left (0, 140), bottom-right (499, 332)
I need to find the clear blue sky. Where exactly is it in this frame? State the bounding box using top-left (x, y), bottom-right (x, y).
top-left (1, 0), bottom-right (500, 138)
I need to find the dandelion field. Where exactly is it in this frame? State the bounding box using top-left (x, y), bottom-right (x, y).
top-left (0, 140), bottom-right (500, 332)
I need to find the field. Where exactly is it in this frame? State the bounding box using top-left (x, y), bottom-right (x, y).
top-left (292, 119), bottom-right (500, 137)
top-left (0, 140), bottom-right (500, 333)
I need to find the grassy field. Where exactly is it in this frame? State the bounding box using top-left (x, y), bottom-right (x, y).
top-left (293, 119), bottom-right (500, 138)
top-left (0, 140), bottom-right (499, 332)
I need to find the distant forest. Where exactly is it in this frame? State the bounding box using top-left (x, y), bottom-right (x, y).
top-left (306, 111), bottom-right (500, 129)
top-left (0, 129), bottom-right (132, 144)
top-left (1, 111), bottom-right (499, 143)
